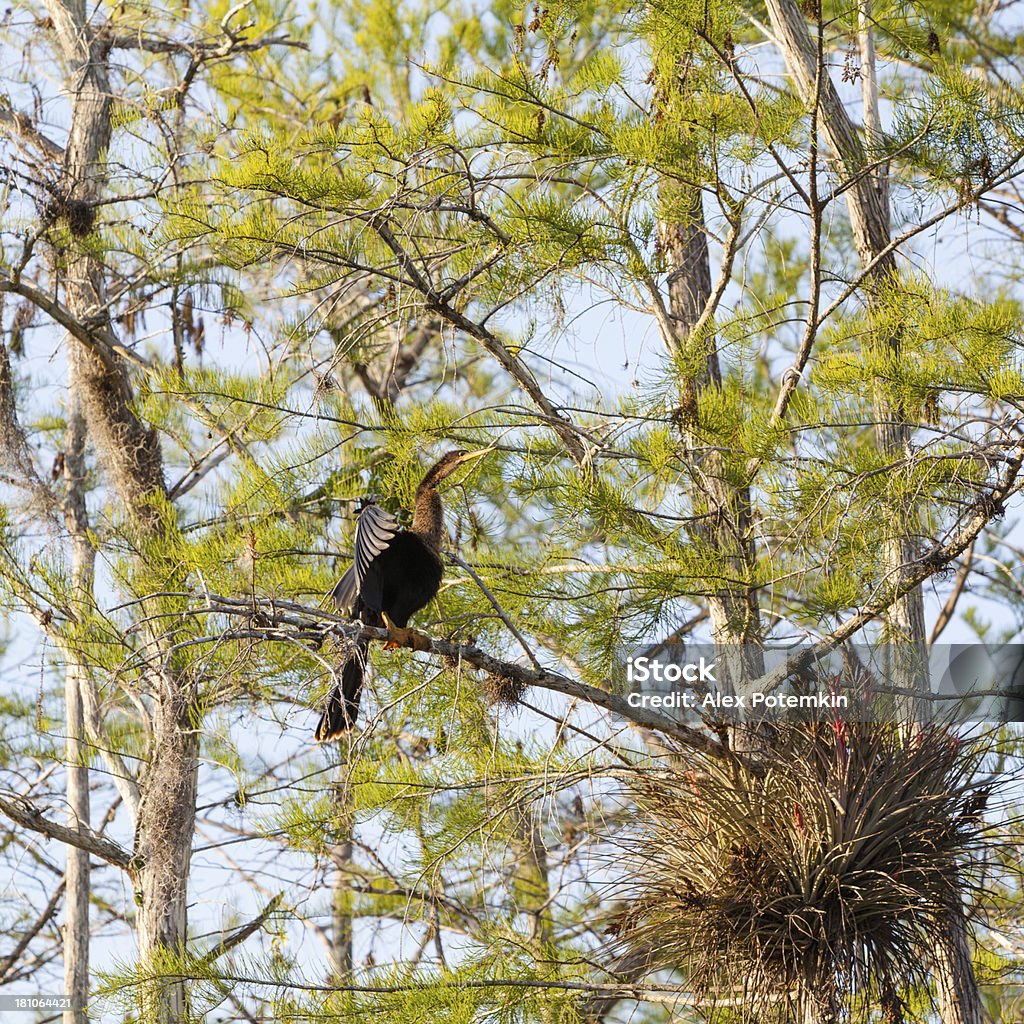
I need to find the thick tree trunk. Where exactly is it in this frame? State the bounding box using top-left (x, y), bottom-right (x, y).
top-left (796, 960), bottom-right (837, 1024)
top-left (761, 0), bottom-right (926, 699)
top-left (760, 2), bottom-right (977, 1020)
top-left (46, 3), bottom-right (109, 1020)
top-left (761, 0), bottom-right (891, 268)
top-left (934, 894), bottom-right (984, 1024)
top-left (329, 781), bottom-right (354, 983)
top-left (62, 384), bottom-right (94, 1024)
top-left (47, 3), bottom-right (192, 1020)
top-left (61, 680), bottom-right (89, 1024)
top-left (662, 186), bottom-right (764, 687)
top-left (134, 689), bottom-right (198, 1022)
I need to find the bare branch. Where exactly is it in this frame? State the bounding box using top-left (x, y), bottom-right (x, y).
top-left (928, 539), bottom-right (976, 648)
top-left (103, 32), bottom-right (307, 55)
top-left (0, 107), bottom-right (64, 160)
top-left (0, 275), bottom-right (151, 372)
top-left (0, 879), bottom-right (65, 983)
top-left (202, 893), bottom-right (283, 965)
top-left (174, 594), bottom-right (726, 756)
top-left (0, 792), bottom-right (133, 872)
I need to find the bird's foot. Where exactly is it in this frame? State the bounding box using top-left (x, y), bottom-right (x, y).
top-left (382, 625), bottom-right (407, 651)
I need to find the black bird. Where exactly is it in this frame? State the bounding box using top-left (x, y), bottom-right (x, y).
top-left (315, 449), bottom-right (486, 741)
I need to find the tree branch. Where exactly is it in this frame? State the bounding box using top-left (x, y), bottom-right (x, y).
top-left (103, 31), bottom-right (307, 55)
top-left (202, 893), bottom-right (283, 965)
top-left (0, 878), bottom-right (65, 983)
top-left (928, 539), bottom-right (976, 648)
top-left (181, 594), bottom-right (727, 757)
top-left (0, 275), bottom-right (151, 372)
top-left (753, 444), bottom-right (1024, 694)
top-left (0, 107), bottom-right (64, 160)
top-left (0, 792), bottom-right (132, 872)
top-left (366, 216), bottom-right (591, 467)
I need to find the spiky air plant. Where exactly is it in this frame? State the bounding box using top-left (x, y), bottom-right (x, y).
top-left (607, 720), bottom-right (993, 1024)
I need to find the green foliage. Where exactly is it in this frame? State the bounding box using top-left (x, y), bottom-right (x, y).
top-left (6, 0), bottom-right (1024, 1020)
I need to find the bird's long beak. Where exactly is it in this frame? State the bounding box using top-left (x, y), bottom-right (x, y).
top-left (455, 446), bottom-right (492, 464)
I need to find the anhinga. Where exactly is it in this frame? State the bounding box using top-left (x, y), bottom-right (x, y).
top-left (315, 449), bottom-right (486, 741)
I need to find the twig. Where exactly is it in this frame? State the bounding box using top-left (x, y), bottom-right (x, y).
top-left (202, 893), bottom-right (283, 965)
top-left (0, 879), bottom-right (65, 982)
top-left (448, 553), bottom-right (541, 669)
top-left (928, 539), bottom-right (976, 649)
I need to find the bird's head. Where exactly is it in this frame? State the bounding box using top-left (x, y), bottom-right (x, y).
top-left (419, 447), bottom-right (490, 489)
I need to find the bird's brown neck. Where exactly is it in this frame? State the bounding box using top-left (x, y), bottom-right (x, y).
top-left (411, 485), bottom-right (443, 550)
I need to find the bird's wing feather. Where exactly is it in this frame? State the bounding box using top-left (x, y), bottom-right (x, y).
top-left (354, 503), bottom-right (400, 582)
top-left (329, 565), bottom-right (358, 616)
top-left (330, 504), bottom-right (399, 616)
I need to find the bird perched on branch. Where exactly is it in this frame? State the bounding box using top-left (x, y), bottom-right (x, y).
top-left (315, 449), bottom-right (487, 741)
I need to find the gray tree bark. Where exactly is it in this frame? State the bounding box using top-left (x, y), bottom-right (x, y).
top-left (328, 781), bottom-right (354, 983)
top-left (62, 374), bottom-right (94, 1024)
top-left (44, 1), bottom-right (109, 1019)
top-left (133, 687), bottom-right (198, 1022)
top-left (45, 2), bottom-right (195, 1020)
top-left (934, 891), bottom-right (984, 1024)
top-left (662, 186), bottom-right (765, 696)
top-left (761, 0), bottom-right (926, 686)
top-left (664, 195), bottom-right (760, 635)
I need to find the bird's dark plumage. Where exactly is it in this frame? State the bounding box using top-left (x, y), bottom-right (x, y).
top-left (315, 449), bottom-right (483, 741)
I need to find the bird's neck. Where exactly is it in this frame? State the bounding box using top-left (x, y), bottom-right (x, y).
top-left (411, 486), bottom-right (443, 549)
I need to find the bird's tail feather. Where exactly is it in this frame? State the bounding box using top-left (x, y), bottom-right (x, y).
top-left (314, 639), bottom-right (368, 742)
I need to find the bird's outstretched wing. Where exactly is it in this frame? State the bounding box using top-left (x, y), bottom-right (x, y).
top-left (329, 503), bottom-right (399, 616)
